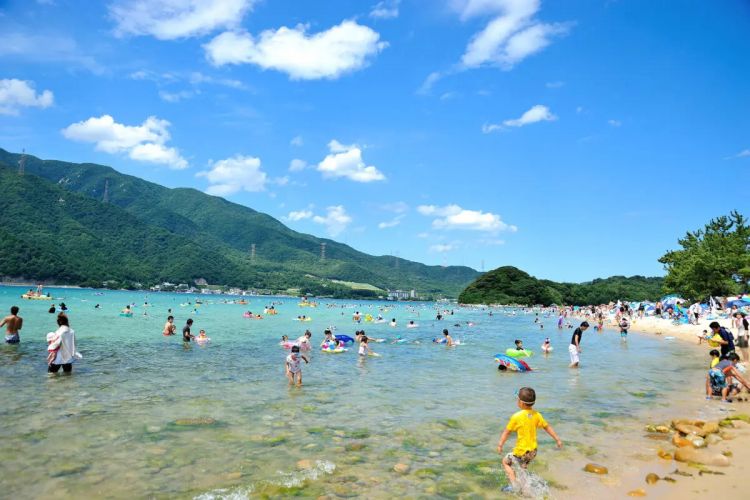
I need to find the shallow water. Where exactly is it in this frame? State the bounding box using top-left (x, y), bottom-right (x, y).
top-left (0, 286), bottom-right (705, 498)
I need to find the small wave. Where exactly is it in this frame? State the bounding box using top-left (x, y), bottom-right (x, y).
top-left (276, 459), bottom-right (336, 488)
top-left (194, 486), bottom-right (254, 500)
top-left (193, 460), bottom-right (335, 500)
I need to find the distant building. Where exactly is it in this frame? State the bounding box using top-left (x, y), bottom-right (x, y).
top-left (388, 290), bottom-right (411, 300)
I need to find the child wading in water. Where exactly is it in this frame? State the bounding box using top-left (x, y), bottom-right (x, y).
top-left (497, 387), bottom-right (562, 493)
top-left (285, 345), bottom-right (308, 386)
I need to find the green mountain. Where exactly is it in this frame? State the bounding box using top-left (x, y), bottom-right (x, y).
top-left (0, 149), bottom-right (479, 297)
top-left (458, 266), bottom-right (664, 305)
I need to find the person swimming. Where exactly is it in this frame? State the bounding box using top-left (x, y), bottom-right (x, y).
top-left (196, 329), bottom-right (210, 344)
top-left (541, 338), bottom-right (552, 353)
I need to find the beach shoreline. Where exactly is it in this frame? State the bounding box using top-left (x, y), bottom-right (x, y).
top-left (550, 317), bottom-right (750, 500)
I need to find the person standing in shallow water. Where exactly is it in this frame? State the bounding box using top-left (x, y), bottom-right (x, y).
top-left (48, 313), bottom-right (77, 374)
top-left (1, 306), bottom-right (23, 344)
top-left (569, 321), bottom-right (588, 368)
top-left (182, 318), bottom-right (195, 342)
top-left (163, 315), bottom-right (176, 336)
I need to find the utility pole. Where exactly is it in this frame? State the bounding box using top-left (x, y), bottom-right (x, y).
top-left (102, 179), bottom-right (110, 203)
top-left (18, 149), bottom-right (26, 175)
top-left (320, 242), bottom-right (326, 262)
top-left (250, 243), bottom-right (256, 262)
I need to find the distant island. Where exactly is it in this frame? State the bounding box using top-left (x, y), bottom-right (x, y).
top-left (458, 266), bottom-right (664, 305)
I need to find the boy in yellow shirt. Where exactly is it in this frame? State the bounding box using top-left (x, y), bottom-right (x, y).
top-left (497, 387), bottom-right (562, 492)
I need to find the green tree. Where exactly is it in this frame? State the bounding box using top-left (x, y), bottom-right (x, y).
top-left (658, 211), bottom-right (750, 300)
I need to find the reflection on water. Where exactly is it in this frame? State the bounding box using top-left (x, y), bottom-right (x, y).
top-left (0, 286), bottom-right (705, 498)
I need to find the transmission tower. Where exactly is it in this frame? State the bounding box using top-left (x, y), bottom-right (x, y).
top-left (18, 149), bottom-right (26, 175)
top-left (250, 243), bottom-right (256, 262)
top-left (320, 242), bottom-right (326, 261)
top-left (481, 259), bottom-right (485, 272)
top-left (102, 179), bottom-right (110, 203)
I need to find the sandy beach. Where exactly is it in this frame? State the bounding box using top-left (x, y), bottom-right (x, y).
top-left (552, 314), bottom-right (750, 500)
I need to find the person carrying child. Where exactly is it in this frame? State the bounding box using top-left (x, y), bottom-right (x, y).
top-left (497, 387), bottom-right (562, 493)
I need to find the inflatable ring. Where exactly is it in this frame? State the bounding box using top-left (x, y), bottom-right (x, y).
top-left (505, 348), bottom-right (533, 358)
top-left (322, 347), bottom-right (347, 353)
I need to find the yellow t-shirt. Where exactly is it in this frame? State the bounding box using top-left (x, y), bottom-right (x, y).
top-left (506, 409), bottom-right (548, 456)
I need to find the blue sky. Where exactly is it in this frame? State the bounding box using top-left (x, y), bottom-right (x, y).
top-left (1, 0), bottom-right (748, 282)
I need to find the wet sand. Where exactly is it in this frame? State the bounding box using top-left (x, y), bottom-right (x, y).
top-left (551, 315), bottom-right (750, 500)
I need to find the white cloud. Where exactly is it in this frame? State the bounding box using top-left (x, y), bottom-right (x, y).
top-left (287, 209), bottom-right (313, 221)
top-left (607, 119), bottom-right (621, 127)
top-left (132, 70), bottom-right (246, 90)
top-left (0, 32), bottom-right (102, 73)
top-left (416, 232), bottom-right (430, 238)
top-left (479, 238), bottom-right (506, 246)
top-left (481, 123), bottom-right (503, 134)
top-left (159, 89), bottom-right (196, 102)
top-left (317, 140), bottom-right (386, 182)
top-left (378, 214), bottom-right (404, 229)
top-left (110, 0), bottom-right (254, 40)
top-left (546, 80), bottom-right (564, 88)
top-left (417, 71), bottom-right (443, 95)
top-left (0, 79), bottom-right (54, 115)
top-left (430, 243), bottom-right (456, 253)
top-left (418, 204), bottom-right (516, 232)
top-left (370, 0), bottom-right (400, 19)
top-left (312, 205), bottom-right (353, 236)
top-left (576, 106), bottom-right (584, 114)
top-left (455, 0), bottom-right (569, 69)
top-left (289, 158), bottom-right (308, 172)
top-left (290, 135), bottom-right (304, 146)
top-left (482, 104), bottom-right (556, 132)
top-left (197, 155), bottom-right (267, 195)
top-left (61, 114), bottom-right (188, 169)
top-left (504, 104), bottom-right (556, 127)
top-left (380, 201), bottom-right (409, 213)
top-left (188, 71), bottom-right (245, 89)
top-left (204, 20), bottom-right (387, 80)
top-left (726, 149), bottom-right (750, 160)
top-left (273, 176), bottom-right (290, 186)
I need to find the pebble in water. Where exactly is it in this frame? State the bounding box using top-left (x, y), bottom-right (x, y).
top-left (674, 448), bottom-right (730, 467)
top-left (393, 463), bottom-right (410, 474)
top-left (583, 463), bottom-right (608, 474)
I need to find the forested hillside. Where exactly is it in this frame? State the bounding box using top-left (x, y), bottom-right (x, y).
top-left (0, 149), bottom-right (479, 296)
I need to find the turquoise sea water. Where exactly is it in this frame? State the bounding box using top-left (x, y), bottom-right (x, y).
top-left (0, 286), bottom-right (706, 498)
